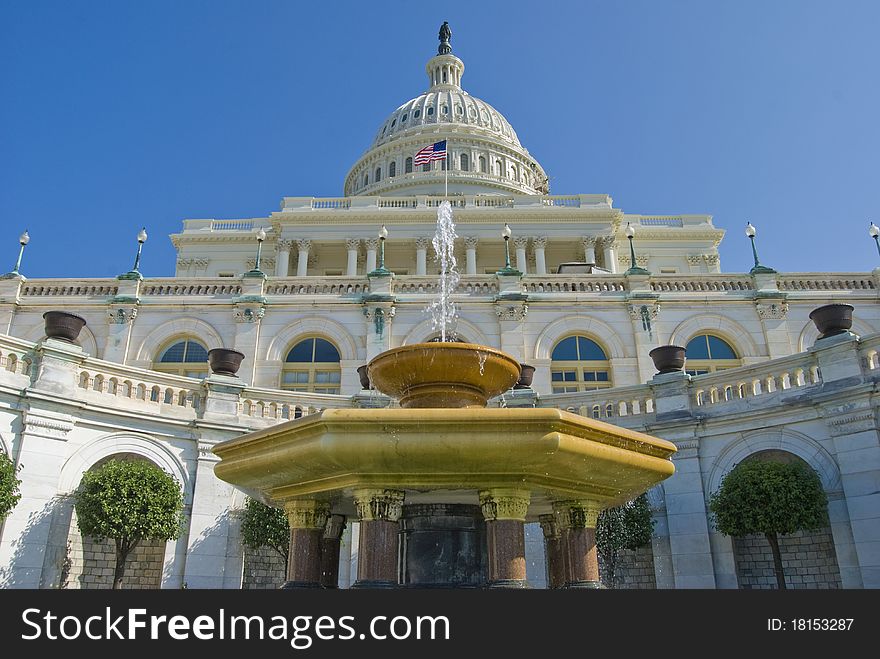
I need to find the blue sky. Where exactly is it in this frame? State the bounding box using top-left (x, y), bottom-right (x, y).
top-left (1, 1), bottom-right (878, 278)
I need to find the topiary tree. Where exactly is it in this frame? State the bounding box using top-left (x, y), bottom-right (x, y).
top-left (596, 493), bottom-right (654, 588)
top-left (0, 450), bottom-right (22, 521)
top-left (240, 496), bottom-right (289, 565)
top-left (709, 459), bottom-right (827, 590)
top-left (74, 458), bottom-right (184, 589)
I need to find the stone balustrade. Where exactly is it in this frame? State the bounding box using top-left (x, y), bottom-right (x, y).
top-left (279, 193), bottom-right (615, 212)
top-left (0, 334), bottom-right (37, 382)
top-left (649, 275), bottom-right (754, 293)
top-left (140, 279), bottom-right (242, 296)
top-left (238, 386), bottom-right (352, 421)
top-left (777, 273), bottom-right (876, 291)
top-left (521, 276), bottom-right (628, 293)
top-left (74, 359), bottom-right (206, 415)
top-left (394, 275), bottom-right (498, 295)
top-left (689, 351), bottom-right (822, 409)
top-left (264, 277), bottom-right (368, 296)
top-left (6, 272), bottom-right (880, 305)
top-left (19, 281), bottom-right (120, 297)
top-left (538, 383), bottom-right (656, 423)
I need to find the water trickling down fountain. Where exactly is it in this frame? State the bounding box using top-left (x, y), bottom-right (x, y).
top-left (213, 199), bottom-right (677, 589)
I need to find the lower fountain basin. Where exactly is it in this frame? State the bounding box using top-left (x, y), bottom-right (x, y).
top-left (212, 407), bottom-right (676, 512)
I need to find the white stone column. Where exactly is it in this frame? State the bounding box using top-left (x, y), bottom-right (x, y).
top-left (275, 239), bottom-right (292, 277)
top-left (0, 408), bottom-right (72, 588)
top-left (365, 238), bottom-right (378, 273)
top-left (464, 236), bottom-right (478, 275)
top-left (582, 237), bottom-right (597, 265)
top-left (815, 337), bottom-right (880, 587)
top-left (345, 238), bottom-right (360, 276)
top-left (415, 237), bottom-right (429, 276)
top-left (533, 236), bottom-right (547, 275)
top-left (181, 441), bottom-right (238, 589)
top-left (514, 236), bottom-right (529, 275)
top-left (0, 339), bottom-right (82, 588)
top-left (601, 237), bottom-right (618, 274)
top-left (296, 239), bottom-right (311, 277)
top-left (663, 440), bottom-right (717, 588)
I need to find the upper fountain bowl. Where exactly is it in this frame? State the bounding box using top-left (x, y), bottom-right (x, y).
top-left (368, 343), bottom-right (521, 408)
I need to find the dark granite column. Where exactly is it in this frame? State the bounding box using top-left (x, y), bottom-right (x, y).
top-left (554, 500), bottom-right (602, 589)
top-left (320, 514), bottom-right (347, 589)
top-left (539, 513), bottom-right (565, 589)
top-left (352, 489), bottom-right (405, 589)
top-left (479, 488), bottom-right (530, 589)
top-left (281, 500), bottom-right (330, 589)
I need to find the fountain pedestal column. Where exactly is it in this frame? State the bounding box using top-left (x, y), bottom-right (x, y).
top-left (282, 500), bottom-right (330, 589)
top-left (320, 514), bottom-right (347, 589)
top-left (479, 488), bottom-right (530, 588)
top-left (554, 500), bottom-right (602, 589)
top-left (352, 489), bottom-right (405, 588)
top-left (539, 514), bottom-right (566, 589)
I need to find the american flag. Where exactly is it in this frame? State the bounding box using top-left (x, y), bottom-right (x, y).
top-left (413, 140), bottom-right (447, 166)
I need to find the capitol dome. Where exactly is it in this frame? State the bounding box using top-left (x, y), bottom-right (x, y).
top-left (344, 24), bottom-right (548, 197)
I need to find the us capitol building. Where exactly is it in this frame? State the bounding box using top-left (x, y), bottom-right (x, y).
top-left (0, 26), bottom-right (877, 590)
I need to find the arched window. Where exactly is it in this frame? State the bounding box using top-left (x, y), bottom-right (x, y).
top-left (414, 108), bottom-right (421, 119)
top-left (684, 334), bottom-right (741, 376)
top-left (154, 339), bottom-right (209, 378)
top-left (460, 154), bottom-right (469, 171)
top-left (422, 163), bottom-right (430, 172)
top-left (427, 106), bottom-right (434, 116)
top-left (550, 336), bottom-right (611, 393)
top-left (479, 156), bottom-right (487, 173)
top-left (364, 173), bottom-right (369, 187)
top-left (496, 160), bottom-right (503, 176)
top-left (389, 161), bottom-right (396, 177)
top-left (375, 167), bottom-right (382, 182)
top-left (405, 157), bottom-right (413, 174)
top-left (282, 337), bottom-right (341, 393)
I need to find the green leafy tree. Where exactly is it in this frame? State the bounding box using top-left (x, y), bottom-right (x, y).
top-left (596, 493), bottom-right (654, 588)
top-left (240, 497), bottom-right (289, 564)
top-left (0, 450), bottom-right (22, 520)
top-left (74, 459), bottom-right (184, 589)
top-left (709, 459), bottom-right (827, 590)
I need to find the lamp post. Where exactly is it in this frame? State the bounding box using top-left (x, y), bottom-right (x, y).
top-left (11, 230), bottom-right (29, 275)
top-left (496, 223), bottom-right (522, 276)
top-left (118, 227), bottom-right (148, 280)
top-left (132, 227), bottom-right (148, 272)
top-left (243, 228), bottom-right (268, 277)
top-left (624, 222), bottom-right (650, 275)
top-left (378, 224), bottom-right (388, 270)
top-left (745, 222), bottom-right (776, 274)
top-left (369, 225), bottom-right (392, 276)
top-left (255, 228), bottom-right (266, 272)
top-left (869, 222), bottom-right (880, 258)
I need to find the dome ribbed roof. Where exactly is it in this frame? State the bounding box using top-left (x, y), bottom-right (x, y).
top-left (369, 90), bottom-right (522, 151)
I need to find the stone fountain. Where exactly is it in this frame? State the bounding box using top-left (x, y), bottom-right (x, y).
top-left (212, 202), bottom-right (676, 589)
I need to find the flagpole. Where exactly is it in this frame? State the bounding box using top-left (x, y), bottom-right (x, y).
top-left (444, 140), bottom-right (448, 198)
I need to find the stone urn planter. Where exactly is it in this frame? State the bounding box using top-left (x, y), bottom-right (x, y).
top-left (357, 365), bottom-right (371, 390)
top-left (207, 348), bottom-right (245, 376)
top-left (649, 345), bottom-right (686, 374)
top-left (43, 311), bottom-right (87, 343)
top-left (809, 303), bottom-right (854, 339)
top-left (514, 364), bottom-right (535, 389)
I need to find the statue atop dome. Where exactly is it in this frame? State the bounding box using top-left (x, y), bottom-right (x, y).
top-left (438, 21), bottom-right (452, 55)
